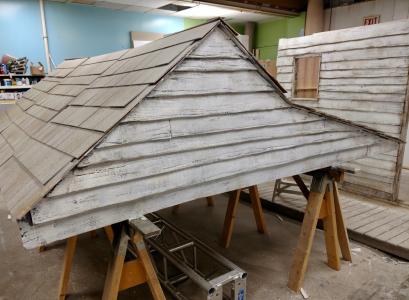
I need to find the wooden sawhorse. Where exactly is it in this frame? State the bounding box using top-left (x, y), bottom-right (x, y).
top-left (221, 185), bottom-right (267, 248)
top-left (287, 168), bottom-right (352, 292)
top-left (58, 218), bottom-right (166, 300)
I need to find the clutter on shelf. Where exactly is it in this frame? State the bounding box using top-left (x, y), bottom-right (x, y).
top-left (0, 53), bottom-right (45, 101)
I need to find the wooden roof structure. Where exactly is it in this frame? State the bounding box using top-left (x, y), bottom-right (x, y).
top-left (0, 19), bottom-right (400, 248)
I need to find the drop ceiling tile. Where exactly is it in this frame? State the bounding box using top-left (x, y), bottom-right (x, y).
top-left (94, 1), bottom-right (131, 10)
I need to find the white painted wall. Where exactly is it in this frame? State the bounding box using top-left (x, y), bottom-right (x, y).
top-left (324, 0), bottom-right (409, 30)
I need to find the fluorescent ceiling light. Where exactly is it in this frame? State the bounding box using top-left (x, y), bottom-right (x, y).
top-left (174, 3), bottom-right (239, 18)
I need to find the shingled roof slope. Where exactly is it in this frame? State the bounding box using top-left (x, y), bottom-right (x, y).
top-left (0, 20), bottom-right (221, 219)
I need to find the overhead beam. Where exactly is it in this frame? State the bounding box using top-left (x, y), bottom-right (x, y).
top-left (199, 0), bottom-right (300, 17)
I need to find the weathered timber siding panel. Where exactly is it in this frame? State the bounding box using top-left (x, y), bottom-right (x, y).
top-left (277, 20), bottom-right (409, 203)
top-left (23, 27), bottom-right (396, 248)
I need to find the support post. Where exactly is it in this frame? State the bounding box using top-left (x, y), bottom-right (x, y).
top-left (249, 185), bottom-right (267, 234)
top-left (333, 181), bottom-right (352, 262)
top-left (131, 232), bottom-right (165, 300)
top-left (102, 226), bottom-right (129, 300)
top-left (58, 236), bottom-right (78, 300)
top-left (221, 189), bottom-right (241, 248)
top-left (288, 174), bottom-right (327, 292)
top-left (288, 168), bottom-right (352, 292)
top-left (322, 183), bottom-right (341, 270)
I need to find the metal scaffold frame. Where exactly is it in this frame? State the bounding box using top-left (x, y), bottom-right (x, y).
top-left (146, 213), bottom-right (247, 300)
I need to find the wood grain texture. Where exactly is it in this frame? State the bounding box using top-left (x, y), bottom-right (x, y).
top-left (16, 21), bottom-right (400, 248)
top-left (277, 20), bottom-right (409, 202)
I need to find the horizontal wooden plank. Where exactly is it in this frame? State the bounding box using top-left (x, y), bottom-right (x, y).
top-left (320, 77), bottom-right (408, 86)
top-left (176, 58), bottom-right (256, 72)
top-left (318, 91), bottom-right (405, 102)
top-left (101, 120), bottom-right (171, 147)
top-left (317, 108), bottom-right (401, 125)
top-left (322, 46), bottom-right (409, 62)
top-left (344, 174), bottom-right (394, 193)
top-left (85, 120), bottom-right (341, 165)
top-left (277, 46), bottom-right (409, 66)
top-left (353, 122), bottom-right (401, 136)
top-left (306, 99), bottom-right (404, 114)
top-left (319, 85), bottom-right (406, 94)
top-left (123, 92), bottom-right (285, 121)
top-left (353, 156), bottom-right (397, 172)
top-left (278, 33), bottom-right (409, 57)
top-left (52, 131), bottom-right (360, 197)
top-left (24, 142), bottom-right (392, 248)
top-left (349, 171), bottom-right (395, 185)
top-left (189, 28), bottom-right (245, 58)
top-left (102, 109), bottom-right (325, 146)
top-left (321, 58), bottom-right (409, 71)
top-left (319, 68), bottom-right (409, 79)
top-left (149, 70), bottom-right (273, 97)
top-left (341, 181), bottom-right (393, 202)
top-left (278, 20), bottom-right (409, 50)
top-left (169, 109), bottom-right (323, 137)
top-left (33, 135), bottom-right (384, 225)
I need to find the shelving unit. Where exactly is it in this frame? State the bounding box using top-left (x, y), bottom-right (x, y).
top-left (0, 85), bottom-right (32, 90)
top-left (0, 73), bottom-right (44, 101)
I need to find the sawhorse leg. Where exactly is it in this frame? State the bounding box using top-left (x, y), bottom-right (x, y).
top-left (222, 189), bottom-right (241, 248)
top-left (288, 170), bottom-right (352, 292)
top-left (58, 236), bottom-right (78, 300)
top-left (131, 232), bottom-right (165, 300)
top-left (102, 226), bottom-right (129, 300)
top-left (288, 174), bottom-right (327, 292)
top-left (221, 186), bottom-right (267, 248)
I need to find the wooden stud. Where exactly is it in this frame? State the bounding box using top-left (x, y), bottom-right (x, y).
top-left (58, 236), bottom-right (78, 300)
top-left (318, 199), bottom-right (328, 219)
top-left (333, 181), bottom-right (352, 262)
top-left (221, 189), bottom-right (241, 248)
top-left (102, 226), bottom-right (129, 300)
top-left (288, 175), bottom-right (327, 292)
top-left (104, 226), bottom-right (114, 244)
top-left (131, 232), bottom-right (166, 300)
top-left (118, 259), bottom-right (147, 291)
top-left (322, 183), bottom-right (341, 271)
top-left (249, 185), bottom-right (267, 234)
top-left (292, 175), bottom-right (310, 200)
top-left (206, 196), bottom-right (215, 207)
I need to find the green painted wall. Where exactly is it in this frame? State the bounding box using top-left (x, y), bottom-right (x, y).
top-left (255, 12), bottom-right (305, 60)
top-left (229, 23), bottom-right (245, 34)
top-left (184, 18), bottom-right (207, 29)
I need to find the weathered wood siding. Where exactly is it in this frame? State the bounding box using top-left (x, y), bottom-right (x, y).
top-left (22, 27), bottom-right (396, 248)
top-left (276, 20), bottom-right (409, 203)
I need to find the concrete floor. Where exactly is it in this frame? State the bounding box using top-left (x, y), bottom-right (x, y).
top-left (0, 195), bottom-right (408, 300)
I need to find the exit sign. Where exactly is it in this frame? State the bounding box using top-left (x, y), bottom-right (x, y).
top-left (363, 15), bottom-right (380, 25)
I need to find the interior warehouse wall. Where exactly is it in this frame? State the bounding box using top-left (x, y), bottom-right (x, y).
top-left (254, 13), bottom-right (305, 60)
top-left (0, 0), bottom-right (185, 67)
top-left (324, 0), bottom-right (409, 30)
